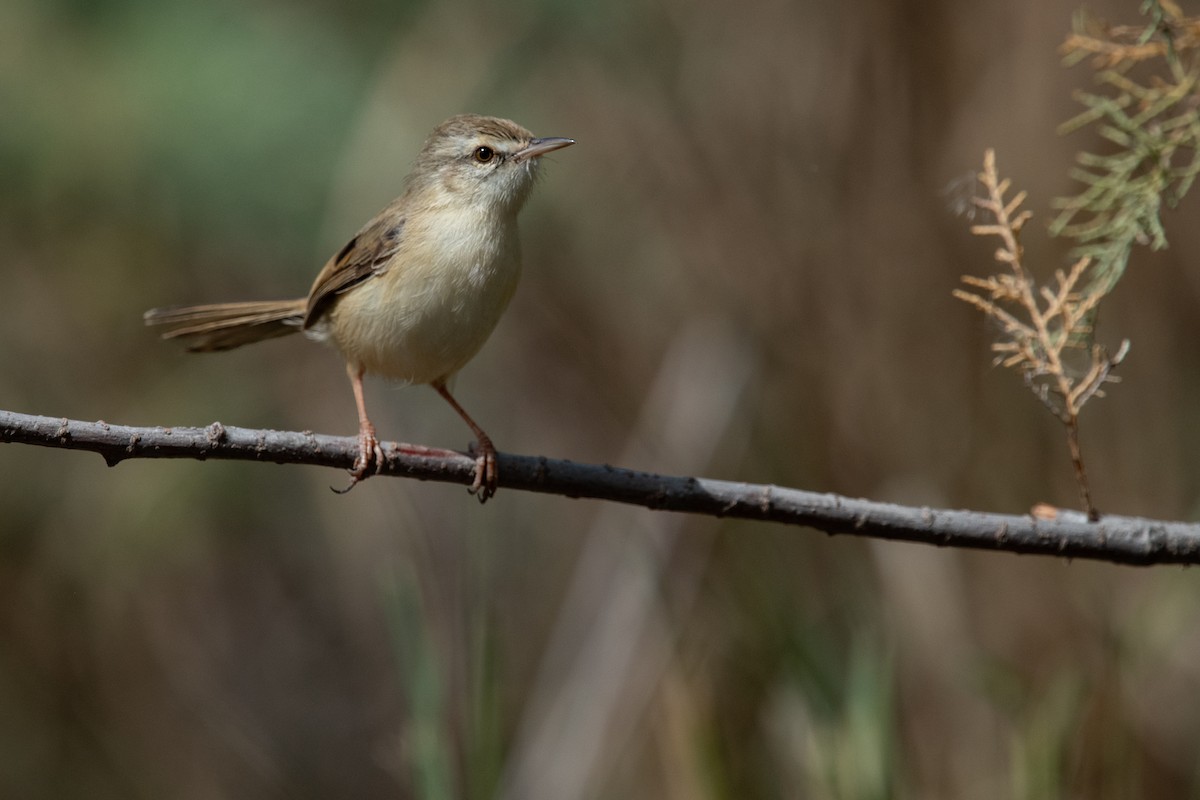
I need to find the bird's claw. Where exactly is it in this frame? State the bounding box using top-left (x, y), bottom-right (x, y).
top-left (332, 427), bottom-right (385, 494)
top-left (466, 439), bottom-right (498, 503)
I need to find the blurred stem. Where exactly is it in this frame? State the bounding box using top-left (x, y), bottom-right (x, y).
top-left (1065, 416), bottom-right (1098, 522)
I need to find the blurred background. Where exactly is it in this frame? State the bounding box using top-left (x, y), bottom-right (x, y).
top-left (3, 0), bottom-right (1200, 796)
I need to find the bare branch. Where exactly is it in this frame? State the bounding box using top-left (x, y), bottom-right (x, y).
top-left (3, 409), bottom-right (1198, 566)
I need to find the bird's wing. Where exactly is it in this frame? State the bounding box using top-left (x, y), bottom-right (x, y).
top-left (303, 200), bottom-right (407, 328)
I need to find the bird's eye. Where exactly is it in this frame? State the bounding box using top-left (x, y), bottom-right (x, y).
top-left (473, 146), bottom-right (495, 163)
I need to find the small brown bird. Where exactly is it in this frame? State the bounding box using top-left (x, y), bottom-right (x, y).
top-left (145, 114), bottom-right (574, 501)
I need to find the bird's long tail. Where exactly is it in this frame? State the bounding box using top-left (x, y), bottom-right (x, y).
top-left (144, 299), bottom-right (308, 352)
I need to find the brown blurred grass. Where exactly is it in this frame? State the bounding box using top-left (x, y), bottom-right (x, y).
top-left (2, 0), bottom-right (1200, 797)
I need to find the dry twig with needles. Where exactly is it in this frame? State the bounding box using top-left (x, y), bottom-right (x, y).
top-left (1060, 0), bottom-right (1199, 70)
top-left (954, 150), bottom-right (1128, 520)
top-left (1053, 1), bottom-right (1200, 295)
top-left (955, 2), bottom-right (1200, 520)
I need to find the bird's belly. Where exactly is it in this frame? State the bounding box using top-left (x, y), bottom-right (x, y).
top-left (324, 244), bottom-right (521, 385)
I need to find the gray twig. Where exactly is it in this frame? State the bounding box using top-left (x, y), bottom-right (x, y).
top-left (3, 409), bottom-right (1197, 566)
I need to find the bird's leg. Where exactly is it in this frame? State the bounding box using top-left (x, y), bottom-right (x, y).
top-left (433, 380), bottom-right (497, 502)
top-left (333, 362), bottom-right (385, 494)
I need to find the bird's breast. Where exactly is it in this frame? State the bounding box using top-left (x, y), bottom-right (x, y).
top-left (326, 209), bottom-right (523, 385)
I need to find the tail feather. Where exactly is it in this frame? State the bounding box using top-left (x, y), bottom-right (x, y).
top-left (144, 299), bottom-right (308, 352)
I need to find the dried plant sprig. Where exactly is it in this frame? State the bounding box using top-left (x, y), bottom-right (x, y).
top-left (1053, 2), bottom-right (1200, 296)
top-left (1061, 1), bottom-right (1196, 69)
top-left (955, 150), bottom-right (1128, 520)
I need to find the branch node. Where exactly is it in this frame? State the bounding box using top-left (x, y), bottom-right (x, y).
top-left (206, 422), bottom-right (227, 445)
top-left (759, 485), bottom-right (774, 514)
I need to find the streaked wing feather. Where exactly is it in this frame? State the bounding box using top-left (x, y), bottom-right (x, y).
top-left (304, 202), bottom-right (406, 328)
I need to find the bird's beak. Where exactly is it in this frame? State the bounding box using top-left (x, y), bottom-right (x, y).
top-left (513, 137), bottom-right (575, 162)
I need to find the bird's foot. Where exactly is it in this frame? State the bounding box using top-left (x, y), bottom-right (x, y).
top-left (467, 437), bottom-right (498, 503)
top-left (333, 424), bottom-right (385, 494)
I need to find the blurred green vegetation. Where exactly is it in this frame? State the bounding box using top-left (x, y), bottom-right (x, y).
top-left (3, 0), bottom-right (1200, 797)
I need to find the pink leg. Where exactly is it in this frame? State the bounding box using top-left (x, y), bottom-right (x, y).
top-left (433, 380), bottom-right (498, 503)
top-left (334, 362), bottom-right (385, 493)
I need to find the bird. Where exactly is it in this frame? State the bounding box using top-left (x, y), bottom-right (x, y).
top-left (144, 114), bottom-right (575, 502)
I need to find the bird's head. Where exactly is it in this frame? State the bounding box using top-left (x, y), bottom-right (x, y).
top-left (410, 114), bottom-right (574, 214)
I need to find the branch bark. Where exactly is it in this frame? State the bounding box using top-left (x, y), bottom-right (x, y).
top-left (3, 409), bottom-right (1196, 566)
